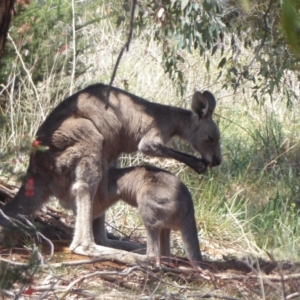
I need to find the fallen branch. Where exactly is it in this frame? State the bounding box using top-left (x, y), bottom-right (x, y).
top-left (286, 292), bottom-right (300, 300)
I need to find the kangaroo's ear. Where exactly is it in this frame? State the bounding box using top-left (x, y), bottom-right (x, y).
top-left (191, 91), bottom-right (216, 119)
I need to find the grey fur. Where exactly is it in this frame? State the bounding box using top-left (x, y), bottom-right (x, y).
top-left (106, 165), bottom-right (203, 267)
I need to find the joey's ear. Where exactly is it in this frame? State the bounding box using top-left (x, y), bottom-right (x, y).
top-left (191, 90), bottom-right (216, 119)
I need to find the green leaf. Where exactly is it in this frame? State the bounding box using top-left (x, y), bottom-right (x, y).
top-left (206, 59), bottom-right (210, 70)
top-left (238, 0), bottom-right (250, 12)
top-left (218, 57), bottom-right (227, 68)
top-left (181, 0), bottom-right (190, 11)
top-left (282, 0), bottom-right (300, 54)
top-left (212, 44), bottom-right (218, 56)
top-left (116, 16), bottom-right (125, 27)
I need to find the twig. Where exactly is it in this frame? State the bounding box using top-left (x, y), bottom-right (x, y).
top-left (0, 182), bottom-right (15, 200)
top-left (8, 72), bottom-right (16, 148)
top-left (0, 209), bottom-right (34, 234)
top-left (187, 293), bottom-right (239, 300)
top-left (0, 257), bottom-right (28, 266)
top-left (36, 232), bottom-right (54, 263)
top-left (286, 292), bottom-right (300, 300)
top-left (105, 0), bottom-right (137, 108)
top-left (262, 142), bottom-right (299, 172)
top-left (0, 289), bottom-right (15, 298)
top-left (54, 266), bottom-right (141, 298)
top-left (70, 0), bottom-right (76, 95)
top-left (7, 34), bottom-right (46, 120)
top-left (49, 256), bottom-right (127, 268)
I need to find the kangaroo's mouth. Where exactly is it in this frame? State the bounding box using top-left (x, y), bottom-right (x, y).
top-left (201, 158), bottom-right (210, 168)
top-left (202, 157), bottom-right (221, 168)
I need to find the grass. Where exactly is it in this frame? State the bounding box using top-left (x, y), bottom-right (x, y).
top-left (1, 1), bottom-right (300, 298)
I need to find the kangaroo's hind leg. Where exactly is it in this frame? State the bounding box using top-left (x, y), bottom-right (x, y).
top-left (160, 228), bottom-right (172, 264)
top-left (145, 227), bottom-right (161, 267)
top-left (68, 149), bottom-right (110, 256)
top-left (92, 213), bottom-right (144, 252)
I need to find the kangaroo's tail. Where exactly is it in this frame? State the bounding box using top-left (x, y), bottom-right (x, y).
top-left (0, 176), bottom-right (49, 228)
top-left (180, 216), bottom-right (203, 266)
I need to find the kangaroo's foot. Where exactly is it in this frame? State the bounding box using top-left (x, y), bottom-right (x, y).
top-left (70, 242), bottom-right (149, 265)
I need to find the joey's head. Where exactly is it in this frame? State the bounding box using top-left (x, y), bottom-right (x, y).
top-left (189, 90), bottom-right (221, 168)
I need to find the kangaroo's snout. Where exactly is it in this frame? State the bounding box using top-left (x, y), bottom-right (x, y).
top-left (202, 154), bottom-right (221, 168)
top-left (209, 157), bottom-right (221, 168)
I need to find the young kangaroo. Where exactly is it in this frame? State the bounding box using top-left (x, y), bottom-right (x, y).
top-left (104, 165), bottom-right (203, 267)
top-left (0, 84), bottom-right (221, 257)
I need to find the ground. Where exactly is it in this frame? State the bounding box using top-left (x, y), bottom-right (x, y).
top-left (1, 181), bottom-right (300, 299)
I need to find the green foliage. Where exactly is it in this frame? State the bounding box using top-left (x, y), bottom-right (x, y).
top-left (218, 0), bottom-right (300, 104)
top-left (0, 0), bottom-right (104, 90)
top-left (131, 0), bottom-right (300, 103)
top-left (135, 0), bottom-right (226, 95)
top-left (282, 0), bottom-right (300, 54)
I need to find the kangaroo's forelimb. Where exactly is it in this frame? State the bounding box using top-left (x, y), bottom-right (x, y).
top-left (139, 141), bottom-right (207, 174)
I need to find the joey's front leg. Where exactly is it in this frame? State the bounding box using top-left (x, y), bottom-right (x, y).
top-left (139, 139), bottom-right (207, 174)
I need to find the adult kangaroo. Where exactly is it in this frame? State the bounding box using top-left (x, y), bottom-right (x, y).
top-left (0, 83), bottom-right (221, 258)
top-left (103, 165), bottom-right (204, 267)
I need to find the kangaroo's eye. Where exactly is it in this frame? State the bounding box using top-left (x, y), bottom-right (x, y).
top-left (207, 136), bottom-right (214, 143)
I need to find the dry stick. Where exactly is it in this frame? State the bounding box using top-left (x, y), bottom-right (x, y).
top-left (147, 265), bottom-right (219, 291)
top-left (0, 289), bottom-right (15, 298)
top-left (34, 277), bottom-right (61, 300)
top-left (241, 256), bottom-right (282, 296)
top-left (36, 232), bottom-right (54, 263)
top-left (286, 292), bottom-right (300, 300)
top-left (5, 252), bottom-right (300, 284)
top-left (262, 143), bottom-right (299, 172)
top-left (7, 34), bottom-right (46, 120)
top-left (186, 294), bottom-right (239, 300)
top-left (8, 73), bottom-right (16, 148)
top-left (22, 217), bottom-right (55, 264)
top-left (2, 267), bottom-right (141, 298)
top-left (278, 262), bottom-right (290, 300)
top-left (2, 255), bottom-right (300, 284)
top-left (42, 266), bottom-right (141, 299)
top-left (105, 0), bottom-right (137, 109)
top-left (234, 0), bottom-right (273, 91)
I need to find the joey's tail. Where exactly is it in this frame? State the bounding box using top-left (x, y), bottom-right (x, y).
top-left (180, 217), bottom-right (203, 265)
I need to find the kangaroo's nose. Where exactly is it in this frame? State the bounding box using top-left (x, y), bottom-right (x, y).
top-left (210, 157), bottom-right (221, 167)
top-left (213, 157), bottom-right (221, 166)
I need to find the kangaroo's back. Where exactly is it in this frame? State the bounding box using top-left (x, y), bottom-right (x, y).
top-left (36, 84), bottom-right (173, 161)
top-left (108, 165), bottom-right (194, 224)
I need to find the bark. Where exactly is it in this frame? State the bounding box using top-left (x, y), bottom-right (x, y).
top-left (0, 0), bottom-right (15, 58)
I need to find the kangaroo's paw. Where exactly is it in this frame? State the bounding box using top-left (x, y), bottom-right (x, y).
top-left (70, 243), bottom-right (109, 257)
top-left (70, 242), bottom-right (150, 266)
top-left (191, 158), bottom-right (208, 174)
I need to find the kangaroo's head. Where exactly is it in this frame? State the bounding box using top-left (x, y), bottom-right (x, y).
top-left (190, 90), bottom-right (221, 168)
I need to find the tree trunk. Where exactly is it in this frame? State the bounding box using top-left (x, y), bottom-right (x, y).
top-left (0, 0), bottom-right (15, 58)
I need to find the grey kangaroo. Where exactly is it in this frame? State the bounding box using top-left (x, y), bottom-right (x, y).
top-left (104, 165), bottom-right (203, 267)
top-left (0, 83), bottom-right (221, 257)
